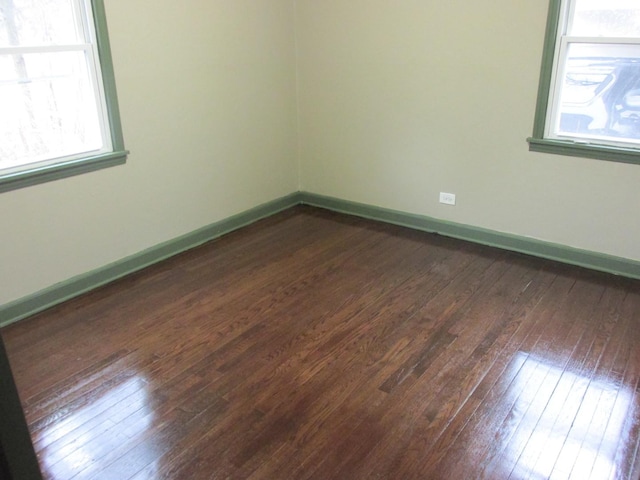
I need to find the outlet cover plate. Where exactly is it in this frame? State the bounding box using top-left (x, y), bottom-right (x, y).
top-left (439, 192), bottom-right (456, 205)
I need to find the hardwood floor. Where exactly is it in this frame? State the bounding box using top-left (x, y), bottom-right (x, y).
top-left (2, 205), bottom-right (640, 479)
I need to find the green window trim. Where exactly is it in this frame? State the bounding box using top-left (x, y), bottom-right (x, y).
top-left (0, 0), bottom-right (128, 194)
top-left (528, 138), bottom-right (640, 165)
top-left (528, 0), bottom-right (640, 165)
top-left (0, 151), bottom-right (127, 194)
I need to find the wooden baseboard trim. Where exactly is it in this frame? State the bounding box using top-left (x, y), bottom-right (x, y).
top-left (3, 190), bottom-right (638, 328)
top-left (0, 193), bottom-right (300, 328)
top-left (299, 192), bottom-right (640, 281)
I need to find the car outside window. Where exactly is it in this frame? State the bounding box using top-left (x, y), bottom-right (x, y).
top-left (529, 0), bottom-right (640, 164)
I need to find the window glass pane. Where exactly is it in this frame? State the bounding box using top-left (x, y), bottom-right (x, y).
top-left (0, 50), bottom-right (104, 171)
top-left (570, 0), bottom-right (640, 37)
top-left (555, 43), bottom-right (640, 143)
top-left (0, 0), bottom-right (81, 47)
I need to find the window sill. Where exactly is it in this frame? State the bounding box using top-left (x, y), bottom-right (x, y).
top-left (0, 150), bottom-right (129, 194)
top-left (527, 137), bottom-right (640, 165)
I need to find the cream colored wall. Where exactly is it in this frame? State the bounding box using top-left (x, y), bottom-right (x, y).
top-left (3, 1), bottom-right (639, 308)
top-left (295, 0), bottom-right (640, 262)
top-left (0, 0), bottom-right (299, 305)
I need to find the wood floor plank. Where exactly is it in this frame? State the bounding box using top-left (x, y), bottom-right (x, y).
top-left (544, 287), bottom-right (635, 480)
top-left (474, 271), bottom-right (596, 478)
top-left (2, 206), bottom-right (640, 479)
top-left (515, 286), bottom-right (628, 480)
top-left (401, 263), bottom-right (558, 478)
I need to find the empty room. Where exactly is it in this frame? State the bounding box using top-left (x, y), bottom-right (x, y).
top-left (1, 0), bottom-right (640, 479)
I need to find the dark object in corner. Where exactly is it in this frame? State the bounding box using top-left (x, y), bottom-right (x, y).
top-left (0, 334), bottom-right (42, 480)
top-left (0, 442), bottom-right (11, 480)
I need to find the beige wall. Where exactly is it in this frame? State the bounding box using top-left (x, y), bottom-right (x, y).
top-left (2, 1), bottom-right (639, 307)
top-left (0, 0), bottom-right (299, 305)
top-left (296, 0), bottom-right (640, 262)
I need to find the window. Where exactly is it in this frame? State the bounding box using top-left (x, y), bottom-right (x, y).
top-left (0, 0), bottom-right (126, 192)
top-left (529, 0), bottom-right (640, 164)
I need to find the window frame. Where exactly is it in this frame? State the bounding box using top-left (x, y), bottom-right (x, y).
top-left (0, 0), bottom-right (127, 193)
top-left (528, 0), bottom-right (640, 165)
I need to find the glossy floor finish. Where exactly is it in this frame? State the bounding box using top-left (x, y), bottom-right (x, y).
top-left (2, 206), bottom-right (640, 479)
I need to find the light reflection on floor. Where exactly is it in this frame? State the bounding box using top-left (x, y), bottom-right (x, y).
top-left (38, 376), bottom-right (156, 478)
top-left (495, 351), bottom-right (635, 479)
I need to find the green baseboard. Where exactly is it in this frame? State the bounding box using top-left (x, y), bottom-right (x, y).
top-left (2, 191), bottom-right (638, 328)
top-left (299, 192), bottom-right (640, 281)
top-left (0, 193), bottom-right (300, 328)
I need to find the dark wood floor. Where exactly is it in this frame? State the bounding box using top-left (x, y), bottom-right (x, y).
top-left (2, 206), bottom-right (640, 479)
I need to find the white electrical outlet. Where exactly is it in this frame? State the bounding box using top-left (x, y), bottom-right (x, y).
top-left (439, 192), bottom-right (456, 206)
